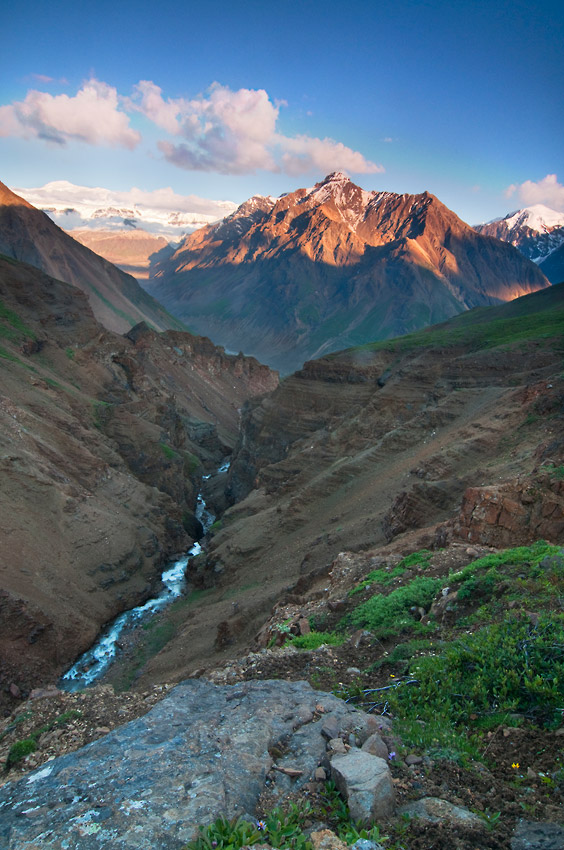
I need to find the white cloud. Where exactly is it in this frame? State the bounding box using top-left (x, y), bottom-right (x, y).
top-left (505, 174), bottom-right (564, 211)
top-left (278, 134), bottom-right (383, 177)
top-left (14, 180), bottom-right (237, 237)
top-left (158, 83), bottom-right (280, 174)
top-left (152, 82), bottom-right (382, 177)
top-left (128, 80), bottom-right (186, 135)
top-left (1, 78), bottom-right (382, 178)
top-left (0, 79), bottom-right (140, 148)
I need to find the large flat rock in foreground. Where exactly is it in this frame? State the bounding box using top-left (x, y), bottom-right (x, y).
top-left (0, 679), bottom-right (376, 850)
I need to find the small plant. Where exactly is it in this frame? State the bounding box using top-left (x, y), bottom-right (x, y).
top-left (349, 575), bottom-right (443, 638)
top-left (474, 809), bottom-right (501, 831)
top-left (65, 347), bottom-right (75, 360)
top-left (5, 738), bottom-right (37, 769)
top-left (291, 631), bottom-right (345, 650)
top-left (185, 803), bottom-right (313, 850)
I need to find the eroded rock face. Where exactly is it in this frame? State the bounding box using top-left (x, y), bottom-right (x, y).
top-left (455, 473), bottom-right (564, 547)
top-left (0, 679), bottom-right (379, 850)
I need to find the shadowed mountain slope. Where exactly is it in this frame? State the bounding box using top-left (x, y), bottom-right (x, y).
top-left (0, 253), bottom-right (277, 706)
top-left (0, 181), bottom-right (185, 334)
top-left (148, 173), bottom-right (549, 373)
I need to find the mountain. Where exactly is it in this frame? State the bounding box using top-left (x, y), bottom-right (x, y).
top-left (67, 228), bottom-right (174, 281)
top-left (0, 252), bottom-right (277, 706)
top-left (538, 240), bottom-right (564, 283)
top-left (0, 181), bottom-right (186, 334)
top-left (475, 204), bottom-right (564, 282)
top-left (148, 172), bottom-right (549, 373)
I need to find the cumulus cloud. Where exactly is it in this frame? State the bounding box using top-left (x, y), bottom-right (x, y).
top-left (278, 134), bottom-right (384, 176)
top-left (157, 84), bottom-right (280, 174)
top-left (0, 79), bottom-right (140, 148)
top-left (505, 174), bottom-right (564, 211)
top-left (128, 80), bottom-right (186, 135)
top-left (1, 77), bottom-right (382, 177)
top-left (148, 82), bottom-right (381, 177)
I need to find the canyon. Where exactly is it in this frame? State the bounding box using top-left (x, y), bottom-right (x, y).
top-left (0, 251), bottom-right (276, 707)
top-left (0, 177), bottom-right (563, 850)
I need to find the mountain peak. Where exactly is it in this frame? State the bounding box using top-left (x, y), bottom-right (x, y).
top-left (0, 181), bottom-right (34, 209)
top-left (319, 171), bottom-right (350, 185)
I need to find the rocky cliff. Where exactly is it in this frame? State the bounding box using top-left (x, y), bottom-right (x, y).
top-left (0, 253), bottom-right (277, 707)
top-left (149, 173), bottom-right (549, 372)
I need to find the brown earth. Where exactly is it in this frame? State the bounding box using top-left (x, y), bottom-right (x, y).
top-left (66, 228), bottom-right (172, 281)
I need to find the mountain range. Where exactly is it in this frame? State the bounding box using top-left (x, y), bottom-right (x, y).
top-left (147, 172), bottom-right (549, 373)
top-left (0, 182), bottom-right (185, 335)
top-left (475, 203), bottom-right (564, 283)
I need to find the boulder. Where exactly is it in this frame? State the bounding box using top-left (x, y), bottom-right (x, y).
top-left (0, 679), bottom-right (380, 849)
top-left (330, 750), bottom-right (394, 825)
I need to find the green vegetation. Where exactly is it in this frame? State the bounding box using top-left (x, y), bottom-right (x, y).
top-left (349, 549), bottom-right (432, 596)
top-left (5, 739), bottom-right (36, 769)
top-left (4, 710), bottom-right (82, 770)
top-left (290, 630), bottom-right (345, 650)
top-left (346, 282), bottom-right (564, 357)
top-left (111, 619), bottom-right (177, 692)
top-left (0, 298), bottom-right (34, 341)
top-left (160, 442), bottom-right (178, 460)
top-left (0, 344), bottom-right (19, 362)
top-left (65, 347), bottom-right (75, 360)
top-left (186, 803), bottom-right (314, 850)
top-left (92, 400), bottom-right (113, 430)
top-left (349, 575), bottom-right (443, 638)
top-left (185, 785), bottom-right (388, 850)
top-left (337, 540), bottom-right (564, 763)
top-left (87, 283), bottom-right (138, 327)
top-left (183, 450), bottom-right (201, 475)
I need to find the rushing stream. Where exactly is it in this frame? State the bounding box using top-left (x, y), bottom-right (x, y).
top-left (60, 462), bottom-right (228, 691)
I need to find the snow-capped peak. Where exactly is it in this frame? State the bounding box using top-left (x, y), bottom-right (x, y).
top-left (492, 204), bottom-right (564, 234)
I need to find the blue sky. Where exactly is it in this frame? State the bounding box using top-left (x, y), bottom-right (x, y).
top-left (1, 0), bottom-right (563, 224)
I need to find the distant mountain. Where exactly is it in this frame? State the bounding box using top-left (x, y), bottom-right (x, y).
top-left (0, 181), bottom-right (185, 334)
top-left (537, 241), bottom-right (564, 284)
top-left (148, 172), bottom-right (549, 373)
top-left (14, 179), bottom-right (237, 239)
top-left (67, 228), bottom-right (174, 281)
top-left (475, 204), bottom-right (564, 282)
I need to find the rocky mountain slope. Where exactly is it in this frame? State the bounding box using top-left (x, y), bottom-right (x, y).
top-left (148, 173), bottom-right (549, 373)
top-left (0, 252), bottom-right (277, 708)
top-left (1, 283), bottom-right (562, 850)
top-left (107, 282), bottom-right (564, 697)
top-left (0, 181), bottom-right (185, 334)
top-left (66, 228), bottom-right (173, 282)
top-left (475, 204), bottom-right (564, 283)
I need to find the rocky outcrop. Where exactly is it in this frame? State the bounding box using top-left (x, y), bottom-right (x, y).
top-left (0, 255), bottom-right (277, 706)
top-left (149, 173), bottom-right (549, 373)
top-left (0, 679), bottom-right (387, 849)
top-left (454, 472), bottom-right (564, 547)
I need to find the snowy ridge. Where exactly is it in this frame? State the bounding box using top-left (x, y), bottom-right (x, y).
top-left (14, 180), bottom-right (237, 239)
top-left (489, 204), bottom-right (564, 234)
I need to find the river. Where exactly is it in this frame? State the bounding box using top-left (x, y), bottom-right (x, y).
top-left (59, 462), bottom-right (228, 691)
